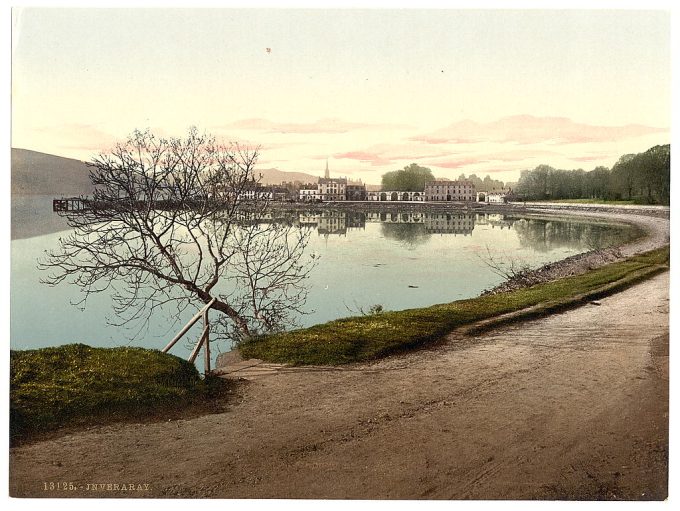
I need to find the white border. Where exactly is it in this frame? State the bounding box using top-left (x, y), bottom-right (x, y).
top-left (3, 2), bottom-right (677, 511)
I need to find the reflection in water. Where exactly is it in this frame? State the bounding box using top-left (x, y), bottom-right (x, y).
top-left (11, 200), bottom-right (633, 254)
top-left (12, 195), bottom-right (70, 240)
top-left (380, 223), bottom-right (429, 247)
top-left (423, 213), bottom-right (475, 235)
top-left (243, 210), bottom-right (621, 252)
top-left (510, 217), bottom-right (635, 253)
top-left (286, 210), bottom-right (492, 237)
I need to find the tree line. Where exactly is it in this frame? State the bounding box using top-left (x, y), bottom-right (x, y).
top-left (456, 173), bottom-right (505, 193)
top-left (514, 144), bottom-right (670, 204)
top-left (381, 163), bottom-right (505, 192)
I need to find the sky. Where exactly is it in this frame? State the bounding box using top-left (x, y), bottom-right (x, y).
top-left (11, 8), bottom-right (671, 185)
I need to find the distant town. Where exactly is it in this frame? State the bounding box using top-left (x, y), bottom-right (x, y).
top-left (245, 161), bottom-right (513, 205)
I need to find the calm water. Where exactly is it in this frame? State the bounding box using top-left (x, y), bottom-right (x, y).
top-left (11, 196), bottom-right (637, 366)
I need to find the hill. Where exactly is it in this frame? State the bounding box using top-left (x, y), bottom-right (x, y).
top-left (257, 167), bottom-right (321, 185)
top-left (11, 149), bottom-right (94, 196)
top-left (11, 149), bottom-right (324, 193)
top-left (11, 148), bottom-right (380, 193)
top-left (258, 168), bottom-right (379, 187)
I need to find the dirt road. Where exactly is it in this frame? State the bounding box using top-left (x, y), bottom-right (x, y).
top-left (9, 271), bottom-right (669, 499)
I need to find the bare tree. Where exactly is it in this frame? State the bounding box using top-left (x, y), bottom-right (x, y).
top-left (343, 299), bottom-right (385, 317)
top-left (40, 128), bottom-right (317, 344)
top-left (477, 245), bottom-right (540, 288)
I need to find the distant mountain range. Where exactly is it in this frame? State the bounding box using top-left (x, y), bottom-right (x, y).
top-left (11, 148), bottom-right (374, 196)
top-left (257, 167), bottom-right (378, 188)
top-left (256, 167), bottom-right (320, 185)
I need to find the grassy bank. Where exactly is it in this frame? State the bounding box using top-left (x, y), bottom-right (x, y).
top-left (526, 197), bottom-right (668, 206)
top-left (526, 198), bottom-right (645, 205)
top-left (10, 344), bottom-right (229, 443)
top-left (240, 246), bottom-right (669, 365)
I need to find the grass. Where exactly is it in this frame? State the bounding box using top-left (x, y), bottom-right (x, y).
top-left (240, 246), bottom-right (670, 366)
top-left (10, 344), bottom-right (230, 443)
top-left (526, 198), bottom-right (669, 206)
top-left (527, 198), bottom-right (637, 205)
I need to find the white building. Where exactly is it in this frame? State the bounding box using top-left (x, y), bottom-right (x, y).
top-left (239, 184), bottom-right (273, 201)
top-left (424, 180), bottom-right (476, 202)
top-left (477, 189), bottom-right (510, 204)
top-left (367, 191), bottom-right (424, 201)
top-left (317, 159), bottom-right (347, 201)
top-left (299, 185), bottom-right (320, 202)
top-left (318, 177), bottom-right (347, 201)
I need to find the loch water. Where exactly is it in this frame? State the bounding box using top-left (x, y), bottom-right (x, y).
top-left (11, 196), bottom-right (637, 367)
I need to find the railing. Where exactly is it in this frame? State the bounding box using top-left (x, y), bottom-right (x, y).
top-left (162, 297), bottom-right (216, 376)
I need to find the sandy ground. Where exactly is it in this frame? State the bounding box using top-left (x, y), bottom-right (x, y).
top-left (9, 270), bottom-right (669, 499)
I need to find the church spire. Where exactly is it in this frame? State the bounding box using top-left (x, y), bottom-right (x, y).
top-left (324, 158), bottom-right (330, 179)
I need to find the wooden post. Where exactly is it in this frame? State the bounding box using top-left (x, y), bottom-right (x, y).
top-left (203, 308), bottom-right (211, 376)
top-left (188, 331), bottom-right (206, 364)
top-left (162, 297), bottom-right (216, 353)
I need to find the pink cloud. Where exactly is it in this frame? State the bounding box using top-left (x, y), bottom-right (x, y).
top-left (333, 150), bottom-right (392, 166)
top-left (483, 167), bottom-right (524, 175)
top-left (332, 143), bottom-right (454, 167)
top-left (570, 155), bottom-right (606, 162)
top-left (331, 143), bottom-right (572, 172)
top-left (426, 157), bottom-right (488, 169)
top-left (221, 118), bottom-right (410, 135)
top-left (410, 115), bottom-right (667, 145)
top-left (484, 149), bottom-right (561, 162)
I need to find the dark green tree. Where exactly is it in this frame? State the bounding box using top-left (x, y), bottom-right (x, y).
top-left (584, 166), bottom-right (612, 200)
top-left (514, 144), bottom-right (668, 204)
top-left (611, 154), bottom-right (637, 200)
top-left (381, 163), bottom-right (434, 191)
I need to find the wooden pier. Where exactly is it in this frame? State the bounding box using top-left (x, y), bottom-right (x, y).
top-left (52, 196), bottom-right (226, 213)
top-left (53, 197), bottom-right (91, 212)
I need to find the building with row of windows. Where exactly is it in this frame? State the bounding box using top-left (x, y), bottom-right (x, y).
top-left (318, 177), bottom-right (347, 201)
top-left (367, 191), bottom-right (424, 201)
top-left (424, 180), bottom-right (476, 202)
top-left (476, 189), bottom-right (512, 204)
top-left (298, 160), bottom-right (366, 202)
top-left (298, 185), bottom-right (320, 202)
top-left (238, 183), bottom-right (294, 201)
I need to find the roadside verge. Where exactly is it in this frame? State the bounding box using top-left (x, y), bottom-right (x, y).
top-left (238, 246), bottom-right (669, 366)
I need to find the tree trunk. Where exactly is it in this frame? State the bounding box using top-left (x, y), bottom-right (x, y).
top-left (211, 298), bottom-right (251, 337)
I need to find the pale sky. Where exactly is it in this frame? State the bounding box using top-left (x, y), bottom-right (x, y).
top-left (11, 8), bottom-right (671, 184)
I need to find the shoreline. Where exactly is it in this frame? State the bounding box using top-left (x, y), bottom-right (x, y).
top-left (230, 203), bottom-right (670, 366)
top-left (269, 199), bottom-right (670, 216)
top-left (267, 200), bottom-right (670, 299)
top-left (482, 204), bottom-right (670, 294)
top-left (292, 200), bottom-right (671, 296)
